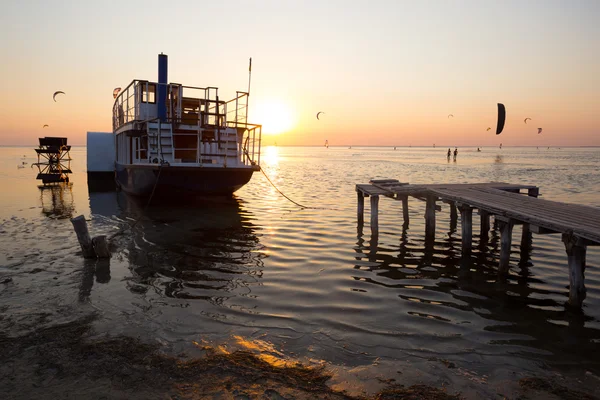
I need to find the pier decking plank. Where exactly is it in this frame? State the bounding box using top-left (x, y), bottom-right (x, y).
top-left (370, 181), bottom-right (537, 195)
top-left (431, 187), bottom-right (600, 243)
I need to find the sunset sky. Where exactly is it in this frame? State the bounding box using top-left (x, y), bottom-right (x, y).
top-left (0, 0), bottom-right (598, 146)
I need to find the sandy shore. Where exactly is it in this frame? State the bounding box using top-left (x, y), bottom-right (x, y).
top-left (1, 313), bottom-right (597, 399)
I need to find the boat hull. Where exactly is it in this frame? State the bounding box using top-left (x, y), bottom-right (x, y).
top-left (115, 163), bottom-right (258, 196)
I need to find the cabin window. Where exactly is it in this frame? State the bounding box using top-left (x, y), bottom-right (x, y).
top-left (141, 83), bottom-right (156, 104)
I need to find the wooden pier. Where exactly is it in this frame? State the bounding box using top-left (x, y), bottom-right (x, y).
top-left (356, 179), bottom-right (600, 308)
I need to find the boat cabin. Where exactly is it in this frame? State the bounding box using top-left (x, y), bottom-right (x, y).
top-left (112, 78), bottom-right (261, 168)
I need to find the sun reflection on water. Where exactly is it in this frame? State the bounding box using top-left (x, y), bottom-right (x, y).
top-left (263, 145), bottom-right (279, 167)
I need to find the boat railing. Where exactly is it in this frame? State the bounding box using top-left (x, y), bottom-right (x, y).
top-left (225, 92), bottom-right (249, 128)
top-left (112, 80), bottom-right (139, 131)
top-left (232, 122), bottom-right (261, 167)
top-left (113, 81), bottom-right (252, 132)
top-left (113, 80), bottom-right (260, 166)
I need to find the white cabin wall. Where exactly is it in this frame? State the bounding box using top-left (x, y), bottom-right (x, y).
top-left (87, 131), bottom-right (115, 172)
top-left (139, 103), bottom-right (158, 121)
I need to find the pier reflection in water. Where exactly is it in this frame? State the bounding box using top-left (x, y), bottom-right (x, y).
top-left (354, 204), bottom-right (600, 369)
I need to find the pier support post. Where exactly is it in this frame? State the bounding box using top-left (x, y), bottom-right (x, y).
top-left (520, 223), bottom-right (532, 263)
top-left (425, 196), bottom-right (436, 240)
top-left (401, 196), bottom-right (409, 225)
top-left (563, 234), bottom-right (587, 308)
top-left (71, 215), bottom-right (96, 259)
top-left (357, 191), bottom-right (365, 224)
top-left (450, 202), bottom-right (458, 230)
top-left (450, 202), bottom-right (458, 223)
top-left (498, 219), bottom-right (514, 274)
top-left (460, 205), bottom-right (473, 255)
top-left (370, 195), bottom-right (379, 236)
top-left (528, 187), bottom-right (540, 198)
top-left (480, 210), bottom-right (490, 245)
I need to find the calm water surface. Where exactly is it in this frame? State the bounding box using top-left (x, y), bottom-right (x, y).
top-left (1, 145), bottom-right (599, 397)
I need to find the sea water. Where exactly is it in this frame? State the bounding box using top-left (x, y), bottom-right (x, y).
top-left (1, 145), bottom-right (599, 397)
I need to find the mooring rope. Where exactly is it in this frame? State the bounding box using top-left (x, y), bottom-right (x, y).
top-left (258, 166), bottom-right (311, 209)
top-left (258, 166), bottom-right (341, 211)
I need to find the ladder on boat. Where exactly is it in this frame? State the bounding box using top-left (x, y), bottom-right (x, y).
top-left (147, 122), bottom-right (173, 163)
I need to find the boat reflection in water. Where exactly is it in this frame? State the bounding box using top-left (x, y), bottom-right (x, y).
top-left (99, 193), bottom-right (265, 305)
top-left (39, 183), bottom-right (75, 219)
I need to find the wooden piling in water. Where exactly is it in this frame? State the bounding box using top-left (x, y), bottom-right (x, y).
top-left (425, 196), bottom-right (436, 239)
top-left (480, 210), bottom-right (490, 244)
top-left (370, 195), bottom-right (379, 236)
top-left (71, 215), bottom-right (96, 258)
top-left (357, 191), bottom-right (365, 224)
top-left (563, 234), bottom-right (587, 307)
top-left (520, 223), bottom-right (532, 252)
top-left (401, 196), bottom-right (409, 225)
top-left (450, 202), bottom-right (458, 224)
top-left (92, 235), bottom-right (110, 259)
top-left (460, 205), bottom-right (473, 255)
top-left (498, 220), bottom-right (514, 274)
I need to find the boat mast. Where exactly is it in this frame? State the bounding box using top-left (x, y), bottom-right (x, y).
top-left (247, 57), bottom-right (252, 119)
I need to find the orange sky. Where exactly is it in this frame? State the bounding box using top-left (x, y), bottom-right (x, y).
top-left (1, 1), bottom-right (598, 146)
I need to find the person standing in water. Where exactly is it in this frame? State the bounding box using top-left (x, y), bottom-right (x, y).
top-left (447, 148), bottom-right (451, 161)
top-left (453, 147), bottom-right (458, 161)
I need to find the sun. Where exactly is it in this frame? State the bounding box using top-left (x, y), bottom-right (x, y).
top-left (252, 101), bottom-right (295, 135)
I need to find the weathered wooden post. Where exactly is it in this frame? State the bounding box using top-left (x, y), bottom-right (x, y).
top-left (425, 195), bottom-right (436, 240)
top-left (370, 195), bottom-right (379, 236)
top-left (460, 204), bottom-right (473, 255)
top-left (520, 224), bottom-right (532, 259)
top-left (92, 235), bottom-right (111, 259)
top-left (401, 196), bottom-right (409, 225)
top-left (563, 234), bottom-right (587, 308)
top-left (450, 202), bottom-right (458, 225)
top-left (357, 190), bottom-right (365, 224)
top-left (480, 210), bottom-right (490, 245)
top-left (528, 187), bottom-right (540, 198)
top-left (71, 215), bottom-right (96, 258)
top-left (498, 219), bottom-right (514, 274)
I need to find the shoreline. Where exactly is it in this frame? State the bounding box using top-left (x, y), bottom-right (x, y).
top-left (1, 313), bottom-right (597, 399)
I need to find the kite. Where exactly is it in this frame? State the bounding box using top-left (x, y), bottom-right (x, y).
top-left (316, 111), bottom-right (324, 120)
top-left (43, 124), bottom-right (49, 128)
top-left (524, 117), bottom-right (531, 124)
top-left (53, 91), bottom-right (65, 102)
top-left (486, 127), bottom-right (491, 131)
top-left (447, 114), bottom-right (454, 119)
top-left (496, 103), bottom-right (505, 135)
top-left (538, 128), bottom-right (542, 134)
top-left (113, 87), bottom-right (122, 99)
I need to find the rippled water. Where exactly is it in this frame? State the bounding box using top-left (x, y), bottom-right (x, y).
top-left (1, 145), bottom-right (599, 397)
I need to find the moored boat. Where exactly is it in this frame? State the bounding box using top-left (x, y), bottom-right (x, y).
top-left (112, 54), bottom-right (261, 196)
